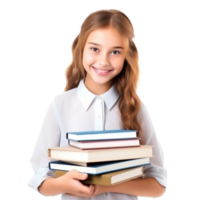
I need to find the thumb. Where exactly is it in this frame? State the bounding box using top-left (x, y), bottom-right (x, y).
top-left (71, 170), bottom-right (88, 180)
top-left (79, 173), bottom-right (88, 180)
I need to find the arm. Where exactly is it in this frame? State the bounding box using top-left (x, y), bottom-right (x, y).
top-left (139, 103), bottom-right (167, 189)
top-left (28, 102), bottom-right (61, 192)
top-left (38, 177), bottom-right (62, 196)
top-left (104, 177), bottom-right (164, 198)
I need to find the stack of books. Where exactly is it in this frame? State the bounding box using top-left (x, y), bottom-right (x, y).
top-left (48, 130), bottom-right (153, 186)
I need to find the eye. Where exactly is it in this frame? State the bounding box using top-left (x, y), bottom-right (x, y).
top-left (111, 51), bottom-right (120, 55)
top-left (91, 47), bottom-right (99, 52)
top-left (90, 48), bottom-right (120, 54)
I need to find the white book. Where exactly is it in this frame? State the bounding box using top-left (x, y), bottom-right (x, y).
top-left (48, 145), bottom-right (153, 163)
top-left (49, 158), bottom-right (150, 175)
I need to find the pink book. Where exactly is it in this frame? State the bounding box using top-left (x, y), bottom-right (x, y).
top-left (69, 138), bottom-right (140, 150)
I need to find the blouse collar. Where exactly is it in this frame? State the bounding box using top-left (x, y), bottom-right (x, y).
top-left (77, 80), bottom-right (119, 111)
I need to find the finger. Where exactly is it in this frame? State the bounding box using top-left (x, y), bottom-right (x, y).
top-left (66, 185), bottom-right (94, 198)
top-left (92, 185), bottom-right (95, 195)
top-left (79, 173), bottom-right (88, 180)
top-left (66, 191), bottom-right (90, 198)
top-left (89, 185), bottom-right (94, 191)
top-left (65, 193), bottom-right (75, 196)
top-left (89, 184), bottom-right (95, 194)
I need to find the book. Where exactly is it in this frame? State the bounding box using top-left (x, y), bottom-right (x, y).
top-left (66, 129), bottom-right (137, 141)
top-left (61, 160), bottom-right (90, 167)
top-left (49, 158), bottom-right (150, 175)
top-left (61, 160), bottom-right (120, 167)
top-left (69, 138), bottom-right (140, 150)
top-left (54, 167), bottom-right (144, 186)
top-left (48, 145), bottom-right (153, 163)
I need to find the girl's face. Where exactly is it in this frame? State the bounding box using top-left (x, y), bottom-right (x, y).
top-left (82, 27), bottom-right (126, 95)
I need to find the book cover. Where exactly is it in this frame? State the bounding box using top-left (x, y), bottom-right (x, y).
top-left (67, 129), bottom-right (137, 141)
top-left (54, 167), bottom-right (144, 186)
top-left (49, 158), bottom-right (150, 175)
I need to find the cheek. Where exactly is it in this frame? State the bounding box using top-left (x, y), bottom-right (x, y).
top-left (111, 57), bottom-right (125, 70)
top-left (83, 51), bottom-right (96, 67)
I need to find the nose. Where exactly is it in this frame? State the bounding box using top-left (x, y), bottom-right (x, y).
top-left (98, 53), bottom-right (110, 66)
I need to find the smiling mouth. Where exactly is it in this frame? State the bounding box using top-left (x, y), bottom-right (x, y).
top-left (91, 66), bottom-right (113, 72)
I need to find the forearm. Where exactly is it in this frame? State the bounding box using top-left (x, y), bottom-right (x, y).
top-left (38, 177), bottom-right (63, 196)
top-left (104, 177), bottom-right (165, 198)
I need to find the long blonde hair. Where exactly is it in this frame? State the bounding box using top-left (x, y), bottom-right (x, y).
top-left (65, 9), bottom-right (142, 137)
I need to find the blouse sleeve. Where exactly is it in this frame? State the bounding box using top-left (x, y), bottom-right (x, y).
top-left (138, 103), bottom-right (167, 188)
top-left (27, 101), bottom-right (61, 192)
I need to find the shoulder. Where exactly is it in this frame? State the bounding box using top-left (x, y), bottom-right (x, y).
top-left (47, 88), bottom-right (77, 110)
top-left (53, 88), bottom-right (78, 107)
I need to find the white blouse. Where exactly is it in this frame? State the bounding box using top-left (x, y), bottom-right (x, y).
top-left (28, 80), bottom-right (167, 200)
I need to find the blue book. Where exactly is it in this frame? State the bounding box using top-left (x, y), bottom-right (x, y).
top-left (66, 129), bottom-right (137, 141)
top-left (49, 158), bottom-right (150, 175)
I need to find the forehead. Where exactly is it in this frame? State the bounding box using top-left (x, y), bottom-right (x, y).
top-left (86, 28), bottom-right (126, 47)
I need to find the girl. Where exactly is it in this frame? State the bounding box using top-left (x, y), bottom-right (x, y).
top-left (28, 9), bottom-right (167, 199)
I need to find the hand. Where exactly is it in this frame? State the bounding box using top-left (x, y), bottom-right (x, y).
top-left (65, 184), bottom-right (95, 197)
top-left (57, 169), bottom-right (95, 198)
top-left (93, 184), bottom-right (109, 196)
top-left (66, 184), bottom-right (108, 197)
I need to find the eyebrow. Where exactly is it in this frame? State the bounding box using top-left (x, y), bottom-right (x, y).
top-left (87, 42), bottom-right (124, 49)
